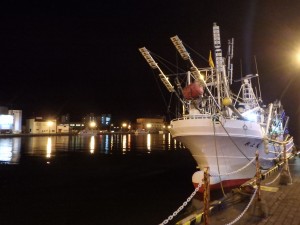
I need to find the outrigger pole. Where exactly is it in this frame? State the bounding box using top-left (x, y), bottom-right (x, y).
top-left (138, 47), bottom-right (188, 111)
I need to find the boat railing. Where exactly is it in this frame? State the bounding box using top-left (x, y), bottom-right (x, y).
top-left (172, 114), bottom-right (212, 121)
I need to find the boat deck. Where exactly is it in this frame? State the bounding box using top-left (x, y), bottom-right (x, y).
top-left (176, 154), bottom-right (300, 225)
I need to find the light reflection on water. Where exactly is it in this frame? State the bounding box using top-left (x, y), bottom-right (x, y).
top-left (46, 137), bottom-right (52, 158)
top-left (0, 138), bottom-right (21, 164)
top-left (0, 133), bottom-right (184, 164)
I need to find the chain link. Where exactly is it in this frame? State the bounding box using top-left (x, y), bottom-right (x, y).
top-left (225, 188), bottom-right (258, 225)
top-left (264, 167), bottom-right (283, 185)
top-left (159, 184), bottom-right (201, 225)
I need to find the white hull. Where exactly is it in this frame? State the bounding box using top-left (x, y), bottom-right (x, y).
top-left (170, 116), bottom-right (294, 188)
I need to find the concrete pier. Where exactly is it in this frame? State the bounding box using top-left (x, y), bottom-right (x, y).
top-left (177, 154), bottom-right (300, 225)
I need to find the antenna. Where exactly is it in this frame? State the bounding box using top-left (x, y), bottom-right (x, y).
top-left (254, 56), bottom-right (262, 100)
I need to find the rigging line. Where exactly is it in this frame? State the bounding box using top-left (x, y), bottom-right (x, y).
top-left (151, 52), bottom-right (186, 74)
top-left (254, 55), bottom-right (262, 100)
top-left (218, 118), bottom-right (254, 163)
top-left (213, 118), bottom-right (227, 197)
top-left (167, 92), bottom-right (175, 120)
top-left (182, 42), bottom-right (208, 62)
top-left (152, 70), bottom-right (169, 110)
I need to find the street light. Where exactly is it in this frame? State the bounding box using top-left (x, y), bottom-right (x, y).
top-left (296, 52), bottom-right (300, 64)
top-left (90, 121), bottom-right (96, 129)
top-left (122, 123), bottom-right (128, 133)
top-left (90, 121), bottom-right (96, 134)
top-left (47, 121), bottom-right (53, 135)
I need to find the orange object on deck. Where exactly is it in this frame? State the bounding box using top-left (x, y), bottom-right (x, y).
top-left (182, 82), bottom-right (204, 100)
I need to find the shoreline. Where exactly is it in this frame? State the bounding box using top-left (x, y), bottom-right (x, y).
top-left (0, 131), bottom-right (167, 138)
top-left (0, 133), bottom-right (77, 138)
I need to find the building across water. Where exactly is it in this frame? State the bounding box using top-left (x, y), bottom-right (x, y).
top-left (135, 117), bottom-right (168, 134)
top-left (0, 106), bottom-right (22, 134)
top-left (26, 117), bottom-right (58, 134)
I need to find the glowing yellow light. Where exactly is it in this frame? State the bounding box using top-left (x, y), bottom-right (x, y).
top-left (90, 136), bottom-right (95, 154)
top-left (296, 52), bottom-right (300, 63)
top-left (147, 134), bottom-right (151, 151)
top-left (199, 73), bottom-right (205, 81)
top-left (90, 121), bottom-right (96, 128)
top-left (146, 123), bottom-right (152, 128)
top-left (47, 121), bottom-right (53, 134)
top-left (46, 137), bottom-right (52, 158)
top-left (122, 123), bottom-right (127, 128)
top-left (122, 135), bottom-right (127, 151)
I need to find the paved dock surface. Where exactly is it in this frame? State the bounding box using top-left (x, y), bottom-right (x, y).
top-left (177, 155), bottom-right (300, 225)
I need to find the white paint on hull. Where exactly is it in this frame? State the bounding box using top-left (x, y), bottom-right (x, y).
top-left (170, 117), bottom-right (293, 185)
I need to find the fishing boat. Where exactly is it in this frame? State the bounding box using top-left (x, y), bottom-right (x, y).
top-left (139, 23), bottom-right (295, 192)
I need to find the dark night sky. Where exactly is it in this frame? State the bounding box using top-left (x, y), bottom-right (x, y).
top-left (0, 1), bottom-right (299, 144)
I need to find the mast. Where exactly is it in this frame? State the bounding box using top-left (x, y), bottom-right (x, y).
top-left (227, 38), bottom-right (234, 85)
top-left (212, 23), bottom-right (230, 103)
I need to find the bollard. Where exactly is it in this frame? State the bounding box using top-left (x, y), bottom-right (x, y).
top-left (203, 167), bottom-right (210, 225)
top-left (251, 151), bottom-right (268, 218)
top-left (255, 151), bottom-right (261, 201)
top-left (279, 143), bottom-right (292, 185)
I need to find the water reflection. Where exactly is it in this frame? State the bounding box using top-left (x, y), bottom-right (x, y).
top-left (122, 135), bottom-right (127, 153)
top-left (46, 137), bottom-right (52, 158)
top-left (89, 136), bottom-right (95, 154)
top-left (0, 138), bottom-right (21, 164)
top-left (0, 133), bottom-right (184, 164)
top-left (147, 134), bottom-right (151, 151)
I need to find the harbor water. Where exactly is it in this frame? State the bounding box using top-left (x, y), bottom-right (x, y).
top-left (0, 134), bottom-right (198, 225)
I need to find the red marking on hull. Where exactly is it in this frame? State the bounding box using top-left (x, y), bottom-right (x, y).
top-left (193, 178), bottom-right (250, 193)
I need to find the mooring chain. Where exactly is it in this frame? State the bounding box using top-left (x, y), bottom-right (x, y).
top-left (159, 181), bottom-right (258, 225)
top-left (225, 188), bottom-right (258, 225)
top-left (210, 157), bottom-right (256, 177)
top-left (159, 182), bottom-right (202, 225)
top-left (264, 167), bottom-right (283, 186)
top-left (159, 157), bottom-right (256, 224)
